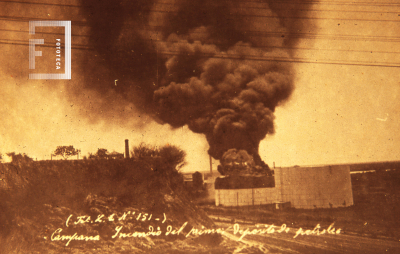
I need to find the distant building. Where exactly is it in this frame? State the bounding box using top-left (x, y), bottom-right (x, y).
top-left (183, 174), bottom-right (193, 188)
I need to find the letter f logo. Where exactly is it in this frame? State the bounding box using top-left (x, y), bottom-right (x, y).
top-left (29, 39), bottom-right (44, 69)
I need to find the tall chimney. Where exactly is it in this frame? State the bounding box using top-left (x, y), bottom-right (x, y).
top-left (125, 139), bottom-right (130, 159)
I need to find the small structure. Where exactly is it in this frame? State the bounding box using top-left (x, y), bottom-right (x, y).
top-left (192, 171), bottom-right (204, 189)
top-left (183, 174), bottom-right (193, 188)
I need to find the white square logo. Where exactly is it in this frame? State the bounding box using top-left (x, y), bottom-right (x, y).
top-left (29, 21), bottom-right (71, 79)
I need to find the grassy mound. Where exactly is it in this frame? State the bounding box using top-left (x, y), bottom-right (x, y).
top-left (0, 159), bottom-right (214, 253)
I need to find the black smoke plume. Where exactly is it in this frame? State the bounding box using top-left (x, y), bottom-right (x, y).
top-left (76, 0), bottom-right (314, 164)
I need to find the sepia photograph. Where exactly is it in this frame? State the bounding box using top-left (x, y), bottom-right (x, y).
top-left (0, 0), bottom-right (399, 253)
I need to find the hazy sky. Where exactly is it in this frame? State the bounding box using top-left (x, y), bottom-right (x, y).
top-left (0, 0), bottom-right (399, 171)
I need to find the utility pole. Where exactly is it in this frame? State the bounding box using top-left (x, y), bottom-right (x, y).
top-left (210, 155), bottom-right (213, 175)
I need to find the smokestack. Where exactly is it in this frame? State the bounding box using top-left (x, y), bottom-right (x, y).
top-left (125, 139), bottom-right (129, 159)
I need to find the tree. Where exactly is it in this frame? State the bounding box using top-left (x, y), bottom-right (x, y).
top-left (108, 151), bottom-right (124, 160)
top-left (95, 148), bottom-right (108, 159)
top-left (89, 148), bottom-right (108, 160)
top-left (132, 143), bottom-right (186, 172)
top-left (53, 145), bottom-right (80, 160)
top-left (6, 152), bottom-right (33, 163)
top-left (131, 143), bottom-right (186, 190)
top-left (159, 145), bottom-right (186, 172)
top-left (88, 148), bottom-right (123, 159)
top-left (132, 142), bottom-right (158, 159)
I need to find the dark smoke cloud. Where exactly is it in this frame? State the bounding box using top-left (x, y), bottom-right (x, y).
top-left (74, 0), bottom-right (314, 163)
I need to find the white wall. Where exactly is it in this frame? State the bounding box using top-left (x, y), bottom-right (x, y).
top-left (215, 165), bottom-right (353, 209)
top-left (215, 188), bottom-right (277, 206)
top-left (275, 165), bottom-right (353, 209)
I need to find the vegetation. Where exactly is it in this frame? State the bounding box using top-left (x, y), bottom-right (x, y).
top-left (88, 148), bottom-right (124, 160)
top-left (158, 145), bottom-right (187, 172)
top-left (0, 144), bottom-right (214, 253)
top-left (52, 145), bottom-right (80, 160)
top-left (132, 142), bottom-right (159, 159)
top-left (131, 143), bottom-right (187, 170)
top-left (6, 152), bottom-right (33, 163)
top-left (91, 148), bottom-right (109, 159)
top-left (131, 143), bottom-right (186, 190)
